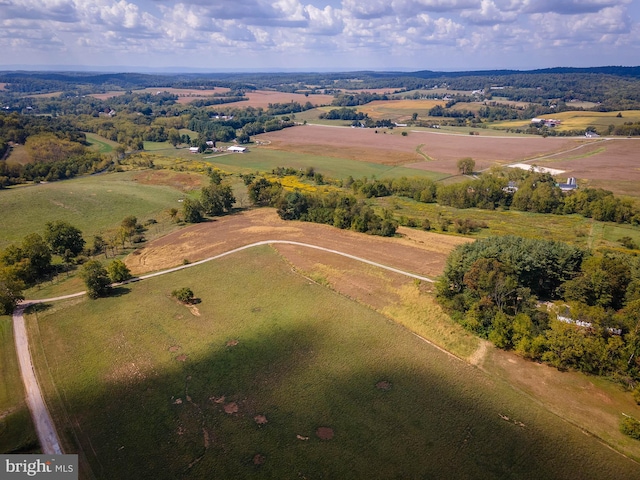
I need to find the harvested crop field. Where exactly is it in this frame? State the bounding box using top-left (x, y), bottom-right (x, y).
top-left (233, 90), bottom-right (334, 108)
top-left (258, 124), bottom-right (588, 173)
top-left (533, 138), bottom-right (640, 183)
top-left (357, 99), bottom-right (445, 120)
top-left (125, 208), bottom-right (470, 278)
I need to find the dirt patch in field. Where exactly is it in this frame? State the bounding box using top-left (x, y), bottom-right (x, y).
top-left (124, 208), bottom-right (470, 279)
top-left (224, 402), bottom-right (239, 414)
top-left (257, 125), bottom-right (584, 172)
top-left (254, 415), bottom-right (268, 425)
top-left (376, 380), bottom-right (392, 390)
top-left (316, 427), bottom-right (334, 440)
top-left (132, 170), bottom-right (205, 191)
top-left (175, 354), bottom-right (188, 362)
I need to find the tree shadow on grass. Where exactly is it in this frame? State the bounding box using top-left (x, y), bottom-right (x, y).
top-left (41, 321), bottom-right (640, 480)
top-left (107, 286), bottom-right (131, 298)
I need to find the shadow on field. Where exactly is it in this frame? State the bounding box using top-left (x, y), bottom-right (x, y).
top-left (0, 404), bottom-right (39, 454)
top-left (50, 323), bottom-right (640, 480)
top-left (108, 286), bottom-right (131, 298)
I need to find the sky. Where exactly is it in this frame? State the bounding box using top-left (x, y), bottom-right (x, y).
top-left (0, 0), bottom-right (639, 72)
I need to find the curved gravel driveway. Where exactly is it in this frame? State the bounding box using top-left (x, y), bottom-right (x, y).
top-left (13, 239), bottom-right (435, 454)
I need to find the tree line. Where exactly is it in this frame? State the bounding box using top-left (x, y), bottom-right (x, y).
top-left (436, 236), bottom-right (640, 418)
top-left (241, 175), bottom-right (398, 237)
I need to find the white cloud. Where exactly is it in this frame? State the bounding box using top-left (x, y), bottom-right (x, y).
top-left (461, 0), bottom-right (518, 25)
top-left (0, 0), bottom-right (637, 70)
top-left (519, 0), bottom-right (628, 15)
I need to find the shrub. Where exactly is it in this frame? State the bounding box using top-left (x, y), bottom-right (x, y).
top-left (621, 416), bottom-right (640, 440)
top-left (172, 287), bottom-right (195, 304)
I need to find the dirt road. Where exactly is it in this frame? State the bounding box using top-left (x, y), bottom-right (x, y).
top-left (12, 303), bottom-right (63, 455)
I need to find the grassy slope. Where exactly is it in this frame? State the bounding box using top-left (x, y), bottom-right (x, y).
top-left (0, 171), bottom-right (185, 249)
top-left (201, 148), bottom-right (446, 181)
top-left (27, 247), bottom-right (640, 479)
top-left (0, 316), bottom-right (38, 453)
top-left (84, 133), bottom-right (118, 154)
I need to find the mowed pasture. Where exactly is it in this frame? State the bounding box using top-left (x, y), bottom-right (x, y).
top-left (85, 132), bottom-right (119, 154)
top-left (28, 247), bottom-right (640, 479)
top-left (0, 170), bottom-right (198, 249)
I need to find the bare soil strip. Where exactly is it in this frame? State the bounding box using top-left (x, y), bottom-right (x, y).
top-left (12, 304), bottom-right (63, 454)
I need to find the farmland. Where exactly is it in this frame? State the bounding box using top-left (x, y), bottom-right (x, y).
top-left (26, 247), bottom-right (640, 479)
top-left (0, 170), bottom-right (200, 250)
top-left (4, 69), bottom-right (640, 478)
top-left (256, 124), bottom-right (592, 174)
top-left (491, 110), bottom-right (640, 133)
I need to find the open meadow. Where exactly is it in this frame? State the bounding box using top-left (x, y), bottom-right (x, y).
top-left (0, 170), bottom-right (202, 250)
top-left (26, 246), bottom-right (640, 479)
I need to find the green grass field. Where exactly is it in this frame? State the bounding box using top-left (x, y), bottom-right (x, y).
top-left (84, 133), bottom-right (118, 154)
top-left (25, 247), bottom-right (640, 478)
top-left (377, 196), bottom-right (594, 246)
top-left (0, 171), bottom-right (187, 249)
top-left (201, 148), bottom-right (446, 181)
top-left (0, 316), bottom-right (38, 453)
top-left (489, 110), bottom-right (640, 133)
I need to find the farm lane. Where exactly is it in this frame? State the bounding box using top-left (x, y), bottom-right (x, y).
top-left (125, 209), bottom-right (467, 278)
top-left (12, 303), bottom-right (63, 455)
top-left (135, 240), bottom-right (435, 283)
top-left (14, 237), bottom-right (439, 454)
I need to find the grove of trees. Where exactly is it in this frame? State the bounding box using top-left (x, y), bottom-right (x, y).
top-left (437, 236), bottom-right (640, 397)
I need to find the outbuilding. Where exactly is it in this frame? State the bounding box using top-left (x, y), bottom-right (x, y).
top-left (227, 146), bottom-right (247, 153)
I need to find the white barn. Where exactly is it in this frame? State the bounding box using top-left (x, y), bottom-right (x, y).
top-left (227, 146), bottom-right (247, 153)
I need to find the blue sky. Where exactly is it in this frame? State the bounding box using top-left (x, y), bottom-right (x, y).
top-left (0, 0), bottom-right (638, 72)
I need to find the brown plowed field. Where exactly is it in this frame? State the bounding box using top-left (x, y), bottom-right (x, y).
top-left (257, 125), bottom-right (587, 173)
top-left (234, 91), bottom-right (334, 108)
top-left (535, 138), bottom-right (640, 182)
top-left (125, 208), bottom-right (470, 279)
